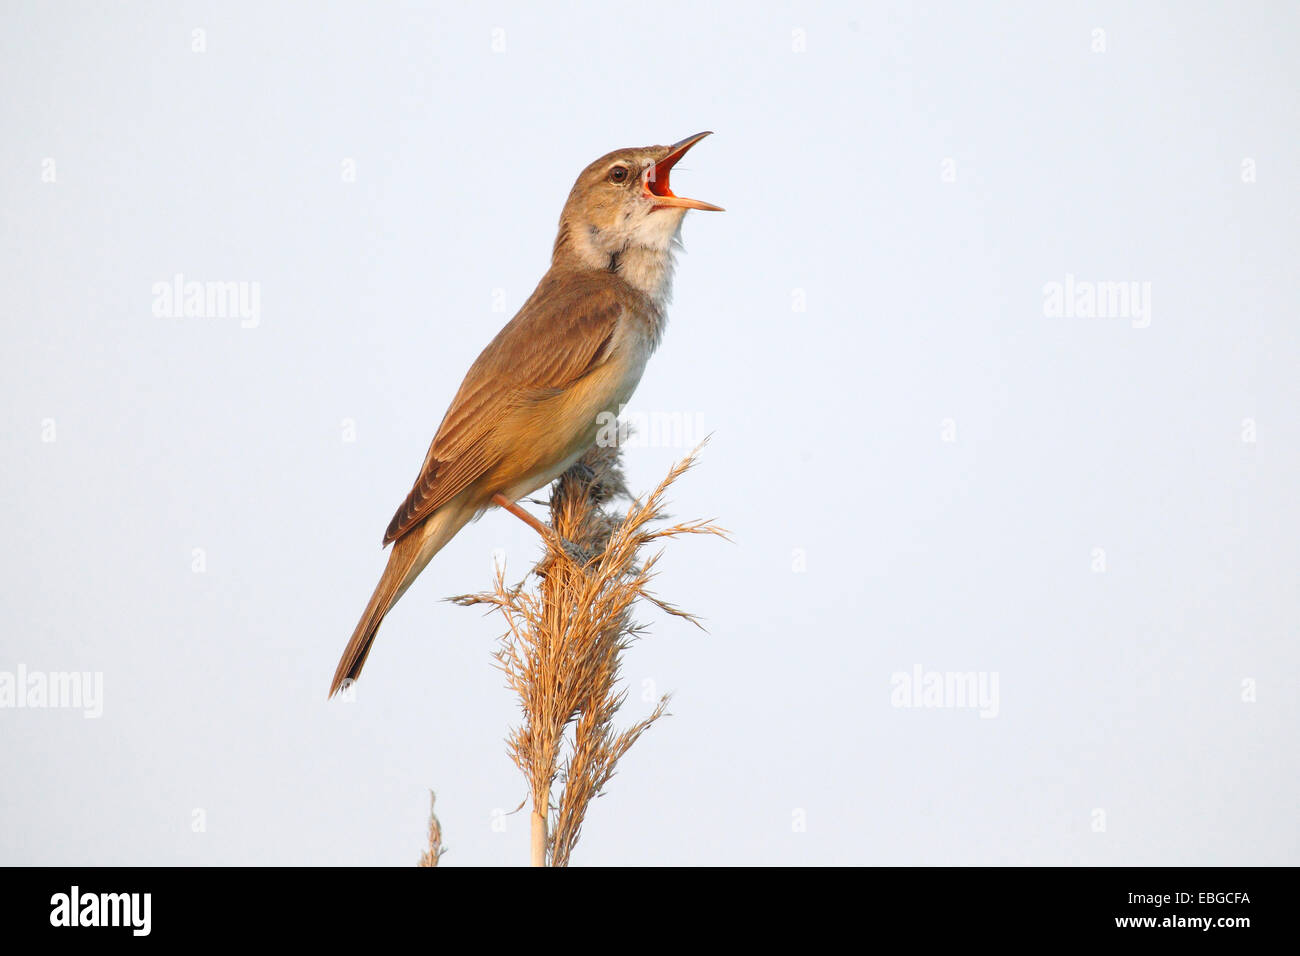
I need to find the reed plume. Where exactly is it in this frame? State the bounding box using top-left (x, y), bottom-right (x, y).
top-left (452, 440), bottom-right (724, 866)
top-left (416, 790), bottom-right (446, 867)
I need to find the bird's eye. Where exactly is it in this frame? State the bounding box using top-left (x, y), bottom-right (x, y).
top-left (608, 165), bottom-right (630, 184)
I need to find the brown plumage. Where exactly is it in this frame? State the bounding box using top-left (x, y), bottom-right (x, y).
top-left (329, 132), bottom-right (722, 697)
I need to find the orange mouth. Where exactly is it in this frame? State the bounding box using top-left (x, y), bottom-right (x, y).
top-left (644, 131), bottom-right (725, 212)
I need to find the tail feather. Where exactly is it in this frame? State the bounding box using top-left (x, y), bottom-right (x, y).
top-left (330, 499), bottom-right (473, 697)
top-left (329, 537), bottom-right (419, 696)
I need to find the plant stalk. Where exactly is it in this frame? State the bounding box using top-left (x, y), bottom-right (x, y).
top-left (530, 809), bottom-right (547, 867)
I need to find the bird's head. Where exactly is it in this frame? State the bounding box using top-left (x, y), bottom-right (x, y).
top-left (553, 132), bottom-right (723, 279)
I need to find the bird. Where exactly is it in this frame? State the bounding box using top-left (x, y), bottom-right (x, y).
top-left (330, 132), bottom-right (723, 697)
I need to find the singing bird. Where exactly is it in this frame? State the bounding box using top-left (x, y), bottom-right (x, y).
top-left (329, 132), bottom-right (723, 696)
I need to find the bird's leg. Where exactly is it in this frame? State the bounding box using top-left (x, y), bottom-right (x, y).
top-left (491, 493), bottom-right (592, 568)
top-left (492, 493), bottom-right (550, 537)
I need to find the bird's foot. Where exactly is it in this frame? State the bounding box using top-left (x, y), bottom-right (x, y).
top-left (558, 536), bottom-right (596, 569)
top-left (536, 534), bottom-right (596, 576)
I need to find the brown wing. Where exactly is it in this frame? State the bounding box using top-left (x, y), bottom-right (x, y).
top-left (382, 271), bottom-right (627, 545)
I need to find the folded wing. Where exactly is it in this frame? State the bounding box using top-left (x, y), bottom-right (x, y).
top-left (382, 273), bottom-right (629, 545)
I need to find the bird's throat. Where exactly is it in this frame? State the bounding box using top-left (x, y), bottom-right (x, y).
top-left (558, 221), bottom-right (678, 308)
top-left (610, 243), bottom-right (677, 309)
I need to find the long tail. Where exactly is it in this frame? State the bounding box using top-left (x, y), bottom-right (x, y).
top-left (329, 502), bottom-right (472, 697)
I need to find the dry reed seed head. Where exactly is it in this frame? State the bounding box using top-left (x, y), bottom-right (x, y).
top-left (417, 790), bottom-right (447, 867)
top-left (453, 443), bottom-right (724, 865)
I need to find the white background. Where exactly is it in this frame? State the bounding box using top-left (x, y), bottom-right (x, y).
top-left (2, 1), bottom-right (1297, 865)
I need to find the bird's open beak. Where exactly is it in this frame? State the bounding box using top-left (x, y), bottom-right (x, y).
top-left (644, 131), bottom-right (725, 212)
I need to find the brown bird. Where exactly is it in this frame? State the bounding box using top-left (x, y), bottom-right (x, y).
top-left (330, 132), bottom-right (722, 697)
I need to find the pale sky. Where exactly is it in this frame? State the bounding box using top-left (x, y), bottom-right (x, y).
top-left (2, 0), bottom-right (1297, 865)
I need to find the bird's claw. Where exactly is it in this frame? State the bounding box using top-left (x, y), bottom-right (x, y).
top-left (557, 536), bottom-right (596, 569)
top-left (535, 533), bottom-right (595, 576)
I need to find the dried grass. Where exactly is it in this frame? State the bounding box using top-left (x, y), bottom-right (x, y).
top-left (416, 790), bottom-right (446, 867)
top-left (451, 440), bottom-right (724, 866)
